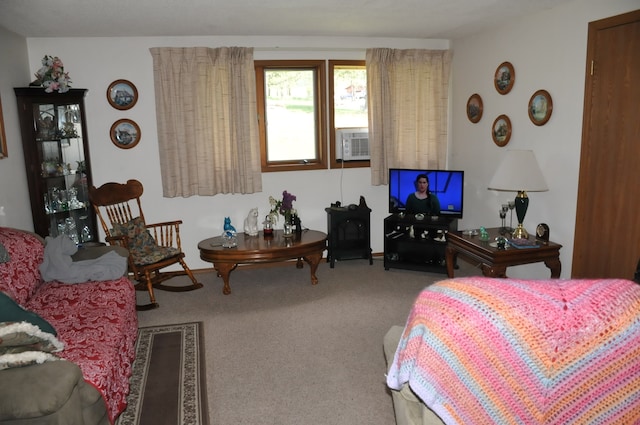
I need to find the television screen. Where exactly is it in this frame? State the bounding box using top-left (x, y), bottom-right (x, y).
top-left (389, 168), bottom-right (464, 218)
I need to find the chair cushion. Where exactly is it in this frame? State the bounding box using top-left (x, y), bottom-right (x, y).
top-left (132, 245), bottom-right (181, 266)
top-left (111, 217), bottom-right (156, 251)
top-left (111, 217), bottom-right (180, 266)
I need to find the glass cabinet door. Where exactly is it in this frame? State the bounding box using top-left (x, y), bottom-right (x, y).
top-left (15, 88), bottom-right (97, 244)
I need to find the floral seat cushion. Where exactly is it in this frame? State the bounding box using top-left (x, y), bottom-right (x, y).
top-left (111, 217), bottom-right (181, 266)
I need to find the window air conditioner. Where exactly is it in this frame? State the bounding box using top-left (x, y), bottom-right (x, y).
top-left (336, 128), bottom-right (370, 161)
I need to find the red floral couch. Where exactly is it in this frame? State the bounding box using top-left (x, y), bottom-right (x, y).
top-left (0, 227), bottom-right (138, 424)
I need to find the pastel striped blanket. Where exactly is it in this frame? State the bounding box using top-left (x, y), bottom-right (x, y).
top-left (387, 277), bottom-right (640, 424)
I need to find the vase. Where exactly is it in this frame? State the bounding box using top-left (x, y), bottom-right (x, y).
top-left (283, 213), bottom-right (294, 237)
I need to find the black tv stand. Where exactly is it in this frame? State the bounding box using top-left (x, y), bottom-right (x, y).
top-left (383, 213), bottom-right (458, 273)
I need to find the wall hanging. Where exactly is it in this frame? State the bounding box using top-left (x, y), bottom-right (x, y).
top-left (110, 119), bottom-right (141, 149)
top-left (492, 114), bottom-right (512, 147)
top-left (466, 93), bottom-right (483, 123)
top-left (107, 79), bottom-right (138, 110)
top-left (494, 62), bottom-right (515, 95)
top-left (528, 89), bottom-right (553, 126)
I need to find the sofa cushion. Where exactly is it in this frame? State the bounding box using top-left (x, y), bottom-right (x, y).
top-left (0, 291), bottom-right (56, 335)
top-left (0, 322), bottom-right (63, 354)
top-left (0, 322), bottom-right (64, 370)
top-left (0, 359), bottom-right (108, 424)
top-left (0, 228), bottom-right (45, 305)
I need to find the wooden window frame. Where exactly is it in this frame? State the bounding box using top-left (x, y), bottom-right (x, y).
top-left (329, 60), bottom-right (369, 169)
top-left (255, 60), bottom-right (327, 172)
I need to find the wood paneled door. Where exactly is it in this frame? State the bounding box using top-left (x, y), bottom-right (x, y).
top-left (572, 9), bottom-right (640, 279)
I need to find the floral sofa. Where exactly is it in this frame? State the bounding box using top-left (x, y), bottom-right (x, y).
top-left (0, 227), bottom-right (138, 425)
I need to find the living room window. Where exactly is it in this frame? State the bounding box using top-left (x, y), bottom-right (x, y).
top-left (255, 60), bottom-right (327, 172)
top-left (329, 60), bottom-right (369, 169)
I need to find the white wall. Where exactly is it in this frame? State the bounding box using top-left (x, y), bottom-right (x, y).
top-left (17, 36), bottom-right (448, 269)
top-left (451, 0), bottom-right (638, 278)
top-left (0, 27), bottom-right (32, 230)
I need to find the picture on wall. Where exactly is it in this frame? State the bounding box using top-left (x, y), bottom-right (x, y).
top-left (494, 62), bottom-right (515, 95)
top-left (492, 114), bottom-right (512, 147)
top-left (110, 119), bottom-right (141, 149)
top-left (528, 89), bottom-right (553, 126)
top-left (466, 93), bottom-right (483, 123)
top-left (107, 80), bottom-right (138, 110)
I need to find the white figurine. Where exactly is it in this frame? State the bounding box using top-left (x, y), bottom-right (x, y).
top-left (243, 207), bottom-right (260, 236)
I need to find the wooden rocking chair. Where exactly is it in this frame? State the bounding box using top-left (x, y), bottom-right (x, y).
top-left (89, 179), bottom-right (203, 310)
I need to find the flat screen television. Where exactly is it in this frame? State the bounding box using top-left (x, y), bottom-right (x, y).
top-left (388, 168), bottom-right (464, 218)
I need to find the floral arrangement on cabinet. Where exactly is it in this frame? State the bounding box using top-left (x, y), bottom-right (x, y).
top-left (30, 55), bottom-right (72, 93)
top-left (268, 190), bottom-right (297, 225)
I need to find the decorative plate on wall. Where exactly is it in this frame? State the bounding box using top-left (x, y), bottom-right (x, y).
top-left (492, 114), bottom-right (512, 147)
top-left (466, 93), bottom-right (483, 123)
top-left (528, 89), bottom-right (553, 126)
top-left (107, 79), bottom-right (138, 110)
top-left (494, 62), bottom-right (515, 95)
top-left (110, 119), bottom-right (141, 149)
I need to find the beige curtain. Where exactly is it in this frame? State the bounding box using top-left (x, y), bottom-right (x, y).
top-left (366, 48), bottom-right (452, 185)
top-left (150, 47), bottom-right (262, 196)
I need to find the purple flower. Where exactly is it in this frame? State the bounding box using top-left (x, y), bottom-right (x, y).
top-left (280, 190), bottom-right (296, 213)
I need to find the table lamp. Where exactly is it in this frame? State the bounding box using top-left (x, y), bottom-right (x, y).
top-left (488, 150), bottom-right (548, 239)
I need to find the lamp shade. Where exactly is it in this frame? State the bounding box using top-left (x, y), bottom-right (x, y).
top-left (488, 150), bottom-right (548, 192)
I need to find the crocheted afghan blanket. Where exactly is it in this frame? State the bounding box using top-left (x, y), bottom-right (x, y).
top-left (387, 277), bottom-right (640, 424)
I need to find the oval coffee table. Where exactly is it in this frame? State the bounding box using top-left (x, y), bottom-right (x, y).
top-left (198, 230), bottom-right (327, 294)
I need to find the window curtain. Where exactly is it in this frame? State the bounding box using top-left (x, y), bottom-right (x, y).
top-left (366, 48), bottom-right (452, 185)
top-left (150, 47), bottom-right (262, 196)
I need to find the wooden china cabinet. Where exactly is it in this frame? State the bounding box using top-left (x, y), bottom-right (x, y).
top-left (14, 87), bottom-right (97, 243)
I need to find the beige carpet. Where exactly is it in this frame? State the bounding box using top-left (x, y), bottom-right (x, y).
top-left (135, 257), bottom-right (480, 425)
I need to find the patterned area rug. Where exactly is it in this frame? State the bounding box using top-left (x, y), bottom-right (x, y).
top-left (116, 322), bottom-right (209, 425)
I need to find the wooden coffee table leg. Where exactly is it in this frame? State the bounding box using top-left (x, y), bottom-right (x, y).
top-left (214, 262), bottom-right (237, 295)
top-left (303, 252), bottom-right (323, 285)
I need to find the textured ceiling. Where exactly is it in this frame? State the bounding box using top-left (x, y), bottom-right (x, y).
top-left (0, 0), bottom-right (571, 39)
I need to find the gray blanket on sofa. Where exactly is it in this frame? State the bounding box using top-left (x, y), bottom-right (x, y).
top-left (39, 235), bottom-right (127, 284)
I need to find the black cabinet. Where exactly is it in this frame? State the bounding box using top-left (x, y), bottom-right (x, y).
top-left (325, 196), bottom-right (372, 268)
top-left (384, 214), bottom-right (457, 273)
top-left (14, 87), bottom-right (97, 243)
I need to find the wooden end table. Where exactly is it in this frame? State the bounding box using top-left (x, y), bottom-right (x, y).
top-left (446, 227), bottom-right (562, 278)
top-left (198, 230), bottom-right (327, 294)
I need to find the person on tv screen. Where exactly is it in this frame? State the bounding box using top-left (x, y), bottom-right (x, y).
top-left (405, 173), bottom-right (441, 215)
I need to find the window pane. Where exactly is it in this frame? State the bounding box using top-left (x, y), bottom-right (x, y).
top-left (333, 66), bottom-right (367, 129)
top-left (329, 61), bottom-right (369, 169)
top-left (265, 69), bottom-right (317, 161)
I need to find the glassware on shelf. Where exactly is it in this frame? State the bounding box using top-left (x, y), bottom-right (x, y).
top-left (68, 187), bottom-right (82, 209)
top-left (64, 217), bottom-right (79, 245)
top-left (80, 225), bottom-right (92, 243)
top-left (58, 189), bottom-right (69, 211)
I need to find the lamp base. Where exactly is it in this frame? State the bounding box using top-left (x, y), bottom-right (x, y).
top-left (512, 224), bottom-right (529, 240)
